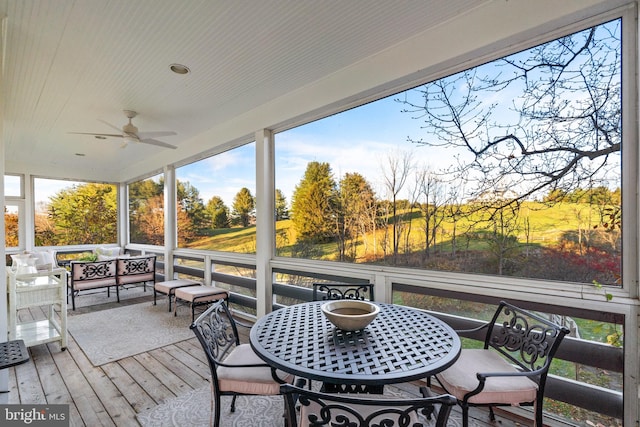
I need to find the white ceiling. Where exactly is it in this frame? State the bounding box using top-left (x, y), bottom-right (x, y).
top-left (0, 0), bottom-right (623, 183)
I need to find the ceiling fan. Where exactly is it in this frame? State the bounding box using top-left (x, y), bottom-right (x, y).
top-left (69, 110), bottom-right (177, 149)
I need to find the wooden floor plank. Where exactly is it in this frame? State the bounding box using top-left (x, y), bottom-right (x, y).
top-left (36, 342), bottom-right (76, 405)
top-left (163, 342), bottom-right (210, 379)
top-left (14, 344), bottom-right (46, 404)
top-left (50, 336), bottom-right (113, 427)
top-left (148, 347), bottom-right (208, 390)
top-left (176, 339), bottom-right (209, 365)
top-left (132, 352), bottom-right (192, 398)
top-left (6, 362), bottom-right (20, 403)
top-left (117, 356), bottom-right (176, 406)
top-left (102, 361), bottom-right (157, 414)
top-left (67, 338), bottom-right (139, 427)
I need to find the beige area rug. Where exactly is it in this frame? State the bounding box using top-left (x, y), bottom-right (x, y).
top-left (137, 389), bottom-right (286, 427)
top-left (136, 384), bottom-right (467, 427)
top-left (67, 301), bottom-right (193, 366)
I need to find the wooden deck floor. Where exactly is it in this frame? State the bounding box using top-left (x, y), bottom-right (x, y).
top-left (4, 293), bottom-right (526, 427)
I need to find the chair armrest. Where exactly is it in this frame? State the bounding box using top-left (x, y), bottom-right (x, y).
top-left (233, 318), bottom-right (254, 329)
top-left (454, 322), bottom-right (490, 335)
top-left (476, 366), bottom-right (545, 380)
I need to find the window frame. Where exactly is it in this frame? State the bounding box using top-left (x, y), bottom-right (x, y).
top-left (270, 7), bottom-right (636, 298)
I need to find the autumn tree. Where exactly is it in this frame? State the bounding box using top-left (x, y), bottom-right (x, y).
top-left (206, 196), bottom-right (230, 228)
top-left (232, 187), bottom-right (255, 227)
top-left (132, 196), bottom-right (165, 245)
top-left (4, 208), bottom-right (19, 247)
top-left (291, 161), bottom-right (338, 242)
top-left (129, 179), bottom-right (164, 245)
top-left (415, 167), bottom-right (447, 257)
top-left (380, 149), bottom-right (413, 262)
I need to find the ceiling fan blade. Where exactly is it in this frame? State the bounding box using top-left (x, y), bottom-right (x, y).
top-left (137, 131), bottom-right (177, 139)
top-left (97, 119), bottom-right (124, 133)
top-left (68, 132), bottom-right (123, 138)
top-left (140, 138), bottom-right (177, 149)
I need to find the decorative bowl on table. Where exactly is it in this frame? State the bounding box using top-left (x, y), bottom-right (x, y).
top-left (320, 300), bottom-right (380, 331)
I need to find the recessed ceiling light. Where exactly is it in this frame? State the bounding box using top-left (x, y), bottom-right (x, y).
top-left (170, 63), bottom-right (190, 75)
top-left (95, 135), bottom-right (107, 140)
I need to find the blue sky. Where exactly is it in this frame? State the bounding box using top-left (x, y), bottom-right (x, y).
top-left (176, 92), bottom-right (451, 208)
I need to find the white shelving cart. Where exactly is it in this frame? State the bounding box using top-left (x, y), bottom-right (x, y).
top-left (7, 267), bottom-right (68, 350)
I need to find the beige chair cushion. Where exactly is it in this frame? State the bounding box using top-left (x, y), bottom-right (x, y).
top-left (217, 344), bottom-right (293, 394)
top-left (436, 348), bottom-right (538, 405)
top-left (155, 279), bottom-right (201, 294)
top-left (175, 286), bottom-right (228, 302)
top-left (300, 394), bottom-right (420, 425)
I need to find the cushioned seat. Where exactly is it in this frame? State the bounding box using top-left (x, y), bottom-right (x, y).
top-left (436, 349), bottom-right (538, 405)
top-left (429, 300), bottom-right (569, 427)
top-left (153, 279), bottom-right (201, 311)
top-left (217, 344), bottom-right (291, 395)
top-left (68, 259), bottom-right (118, 310)
top-left (116, 255), bottom-right (156, 291)
top-left (190, 300), bottom-right (294, 427)
top-left (174, 285), bottom-right (228, 321)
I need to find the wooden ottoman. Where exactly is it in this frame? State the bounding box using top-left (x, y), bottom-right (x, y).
top-left (174, 285), bottom-right (228, 322)
top-left (154, 279), bottom-right (202, 311)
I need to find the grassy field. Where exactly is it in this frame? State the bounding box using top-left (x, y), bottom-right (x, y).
top-left (188, 201), bottom-right (616, 260)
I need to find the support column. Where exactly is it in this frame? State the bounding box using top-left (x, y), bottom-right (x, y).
top-left (255, 129), bottom-right (275, 318)
top-left (118, 182), bottom-right (128, 247)
top-left (163, 166), bottom-right (176, 280)
top-left (0, 15), bottom-right (8, 395)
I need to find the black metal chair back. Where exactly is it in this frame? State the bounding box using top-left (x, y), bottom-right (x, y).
top-left (433, 300), bottom-right (570, 427)
top-left (281, 382), bottom-right (456, 427)
top-left (190, 299), bottom-right (239, 381)
top-left (485, 300), bottom-right (568, 375)
top-left (312, 283), bottom-right (374, 301)
top-left (191, 299), bottom-right (290, 427)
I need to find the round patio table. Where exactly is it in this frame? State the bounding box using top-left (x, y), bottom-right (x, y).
top-left (250, 301), bottom-right (460, 389)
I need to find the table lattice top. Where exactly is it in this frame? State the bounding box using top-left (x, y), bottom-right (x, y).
top-left (250, 302), bottom-right (460, 385)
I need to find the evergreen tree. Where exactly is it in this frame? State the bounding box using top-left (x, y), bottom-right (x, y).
top-left (177, 180), bottom-right (208, 235)
top-left (275, 189), bottom-right (289, 220)
top-left (45, 183), bottom-right (117, 245)
top-left (206, 196), bottom-right (230, 228)
top-left (338, 173), bottom-right (377, 259)
top-left (232, 188), bottom-right (255, 227)
top-left (291, 161), bottom-right (338, 242)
